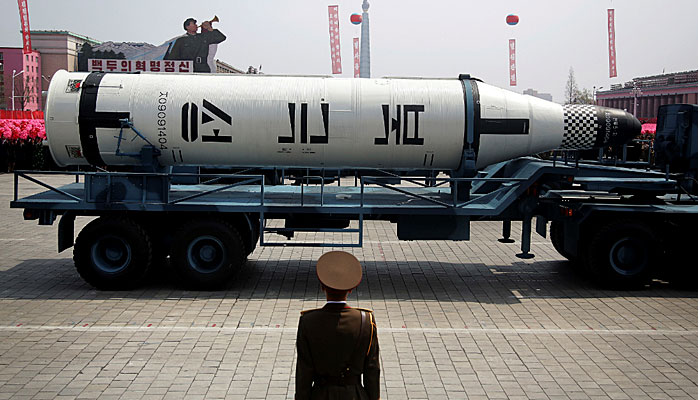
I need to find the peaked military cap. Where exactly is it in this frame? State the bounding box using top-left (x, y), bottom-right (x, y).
top-left (316, 251), bottom-right (362, 291)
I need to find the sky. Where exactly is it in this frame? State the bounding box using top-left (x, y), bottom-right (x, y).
top-left (1, 0), bottom-right (698, 103)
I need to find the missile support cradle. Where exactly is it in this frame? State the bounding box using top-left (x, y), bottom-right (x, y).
top-left (10, 71), bottom-right (698, 290)
top-left (12, 154), bottom-right (696, 290)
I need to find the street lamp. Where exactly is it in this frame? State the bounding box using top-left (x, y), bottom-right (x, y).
top-left (631, 82), bottom-right (643, 118)
top-left (592, 86), bottom-right (603, 105)
top-left (11, 69), bottom-right (25, 111)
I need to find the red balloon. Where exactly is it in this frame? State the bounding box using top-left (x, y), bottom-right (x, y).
top-left (506, 14), bottom-right (519, 26)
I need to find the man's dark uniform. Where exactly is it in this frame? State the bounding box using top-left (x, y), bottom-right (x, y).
top-left (296, 251), bottom-right (381, 400)
top-left (164, 29), bottom-right (226, 72)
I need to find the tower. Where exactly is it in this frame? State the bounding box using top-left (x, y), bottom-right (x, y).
top-left (359, 0), bottom-right (371, 78)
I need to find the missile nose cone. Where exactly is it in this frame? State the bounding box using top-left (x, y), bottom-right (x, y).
top-left (595, 106), bottom-right (641, 147)
top-left (561, 105), bottom-right (641, 150)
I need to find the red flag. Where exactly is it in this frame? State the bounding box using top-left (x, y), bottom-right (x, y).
top-left (607, 9), bottom-right (617, 78)
top-left (509, 39), bottom-right (517, 86)
top-left (17, 0), bottom-right (32, 54)
top-left (353, 38), bottom-right (360, 78)
top-left (328, 6), bottom-right (342, 74)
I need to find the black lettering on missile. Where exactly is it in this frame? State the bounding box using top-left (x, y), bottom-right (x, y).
top-left (479, 119), bottom-right (530, 135)
top-left (181, 99), bottom-right (232, 143)
top-left (423, 153), bottom-right (435, 167)
top-left (315, 103), bottom-right (330, 144)
top-left (300, 103), bottom-right (308, 145)
top-left (181, 103), bottom-right (189, 141)
top-left (202, 129), bottom-right (231, 143)
top-left (190, 104), bottom-right (199, 141)
top-left (202, 99), bottom-right (232, 125)
top-left (181, 103), bottom-right (199, 142)
top-left (280, 103), bottom-right (295, 144)
top-left (170, 149), bottom-right (184, 163)
top-left (377, 104), bottom-right (424, 145)
top-left (403, 105), bottom-right (425, 145)
top-left (200, 99), bottom-right (232, 143)
top-left (279, 103), bottom-right (330, 144)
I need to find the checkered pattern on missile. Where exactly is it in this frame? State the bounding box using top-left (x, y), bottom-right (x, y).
top-left (560, 105), bottom-right (598, 149)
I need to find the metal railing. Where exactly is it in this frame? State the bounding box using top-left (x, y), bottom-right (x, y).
top-left (13, 169), bottom-right (531, 211)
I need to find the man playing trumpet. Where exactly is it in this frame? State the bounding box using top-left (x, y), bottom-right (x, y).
top-left (165, 16), bottom-right (226, 73)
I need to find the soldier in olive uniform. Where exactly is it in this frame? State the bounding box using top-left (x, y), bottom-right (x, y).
top-left (164, 18), bottom-right (226, 73)
top-left (296, 251), bottom-right (380, 400)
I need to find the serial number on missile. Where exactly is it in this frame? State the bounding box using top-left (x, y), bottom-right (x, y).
top-left (157, 91), bottom-right (168, 150)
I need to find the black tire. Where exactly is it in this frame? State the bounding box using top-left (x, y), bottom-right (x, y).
top-left (583, 219), bottom-right (658, 289)
top-left (171, 219), bottom-right (246, 290)
top-left (666, 225), bottom-right (698, 290)
top-left (550, 220), bottom-right (576, 262)
top-left (74, 217), bottom-right (152, 290)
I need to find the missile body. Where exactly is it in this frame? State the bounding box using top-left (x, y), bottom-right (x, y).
top-left (45, 70), bottom-right (640, 170)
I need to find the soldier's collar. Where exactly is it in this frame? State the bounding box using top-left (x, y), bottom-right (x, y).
top-left (323, 302), bottom-right (351, 310)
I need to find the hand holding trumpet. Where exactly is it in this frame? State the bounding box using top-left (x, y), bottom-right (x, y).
top-left (200, 16), bottom-right (219, 32)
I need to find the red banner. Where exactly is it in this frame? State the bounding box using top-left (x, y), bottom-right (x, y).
top-left (328, 6), bottom-right (342, 74)
top-left (607, 9), bottom-right (617, 78)
top-left (353, 38), bottom-right (360, 78)
top-left (17, 0), bottom-right (32, 54)
top-left (509, 39), bottom-right (517, 86)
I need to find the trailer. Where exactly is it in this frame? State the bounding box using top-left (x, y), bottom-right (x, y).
top-left (9, 104), bottom-right (697, 290)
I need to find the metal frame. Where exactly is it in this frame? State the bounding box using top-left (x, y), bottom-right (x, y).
top-left (11, 157), bottom-right (691, 250)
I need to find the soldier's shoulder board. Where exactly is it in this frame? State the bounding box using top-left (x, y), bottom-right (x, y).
top-left (355, 307), bottom-right (374, 313)
top-left (300, 308), bottom-right (321, 316)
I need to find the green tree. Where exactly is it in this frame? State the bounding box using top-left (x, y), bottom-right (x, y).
top-left (564, 67), bottom-right (578, 104)
top-left (565, 67), bottom-right (595, 105)
top-left (575, 88), bottom-right (594, 104)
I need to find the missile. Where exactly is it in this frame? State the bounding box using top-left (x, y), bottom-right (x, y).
top-left (45, 70), bottom-right (640, 170)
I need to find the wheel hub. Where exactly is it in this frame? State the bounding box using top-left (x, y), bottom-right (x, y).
top-left (609, 237), bottom-right (647, 276)
top-left (187, 236), bottom-right (226, 273)
top-left (91, 236), bottom-right (132, 273)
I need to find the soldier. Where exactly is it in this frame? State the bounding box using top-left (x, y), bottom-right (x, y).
top-left (164, 17), bottom-right (226, 73)
top-left (296, 251), bottom-right (380, 400)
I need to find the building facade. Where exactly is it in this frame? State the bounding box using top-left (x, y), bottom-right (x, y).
top-left (215, 59), bottom-right (244, 74)
top-left (29, 31), bottom-right (101, 93)
top-left (0, 47), bottom-right (42, 111)
top-left (522, 88), bottom-right (553, 102)
top-left (596, 70), bottom-right (698, 119)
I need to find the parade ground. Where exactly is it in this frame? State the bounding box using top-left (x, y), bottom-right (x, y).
top-left (0, 173), bottom-right (697, 399)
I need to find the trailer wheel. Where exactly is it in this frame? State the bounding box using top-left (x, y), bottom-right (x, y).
top-left (74, 217), bottom-right (152, 290)
top-left (171, 220), bottom-right (245, 290)
top-left (550, 221), bottom-right (576, 262)
top-left (584, 219), bottom-right (657, 288)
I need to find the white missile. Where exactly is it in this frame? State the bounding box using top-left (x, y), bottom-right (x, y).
top-left (44, 70), bottom-right (640, 170)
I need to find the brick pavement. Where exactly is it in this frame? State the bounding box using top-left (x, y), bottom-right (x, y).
top-left (0, 173), bottom-right (697, 399)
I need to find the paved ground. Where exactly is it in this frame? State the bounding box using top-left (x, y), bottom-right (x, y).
top-left (0, 173), bottom-right (697, 399)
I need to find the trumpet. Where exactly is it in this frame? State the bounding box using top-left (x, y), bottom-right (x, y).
top-left (207, 15), bottom-right (219, 25)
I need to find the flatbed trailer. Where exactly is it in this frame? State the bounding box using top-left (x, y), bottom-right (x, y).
top-left (10, 153), bottom-right (697, 290)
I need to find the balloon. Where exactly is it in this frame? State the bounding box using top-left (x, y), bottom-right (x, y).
top-left (506, 14), bottom-right (519, 26)
top-left (350, 13), bottom-right (363, 25)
